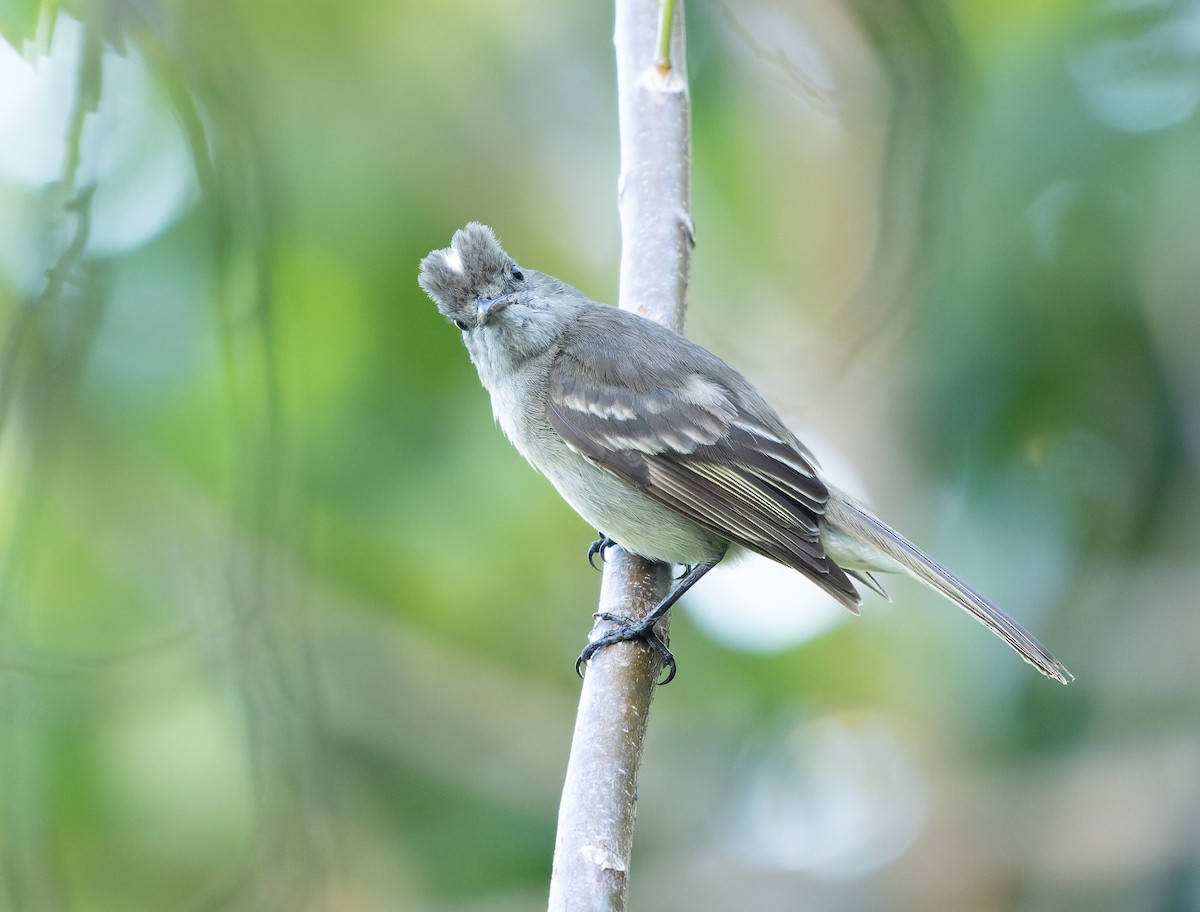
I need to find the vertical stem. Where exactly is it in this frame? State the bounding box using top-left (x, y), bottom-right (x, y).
top-left (654, 0), bottom-right (676, 74)
top-left (547, 1), bottom-right (692, 910)
top-left (616, 0), bottom-right (693, 335)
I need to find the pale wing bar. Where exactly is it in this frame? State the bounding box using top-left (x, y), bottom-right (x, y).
top-left (546, 353), bottom-right (862, 608)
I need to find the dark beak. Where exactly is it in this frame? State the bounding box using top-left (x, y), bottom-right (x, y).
top-left (476, 293), bottom-right (513, 324)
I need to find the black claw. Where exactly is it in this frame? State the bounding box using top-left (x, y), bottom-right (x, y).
top-left (640, 629), bottom-right (677, 684)
top-left (574, 612), bottom-right (678, 685)
top-left (586, 535), bottom-right (617, 571)
top-left (573, 557), bottom-right (720, 687)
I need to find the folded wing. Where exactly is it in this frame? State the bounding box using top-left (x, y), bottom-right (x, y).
top-left (545, 346), bottom-right (862, 610)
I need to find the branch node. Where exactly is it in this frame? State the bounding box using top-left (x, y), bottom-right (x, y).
top-left (581, 844), bottom-right (628, 872)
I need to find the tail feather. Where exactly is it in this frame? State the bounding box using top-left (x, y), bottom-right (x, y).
top-left (823, 489), bottom-right (1073, 684)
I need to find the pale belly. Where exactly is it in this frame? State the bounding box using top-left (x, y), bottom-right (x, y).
top-left (480, 351), bottom-right (728, 566)
top-left (542, 453), bottom-right (728, 566)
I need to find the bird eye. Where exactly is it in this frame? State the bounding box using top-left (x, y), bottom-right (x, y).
top-left (511, 264), bottom-right (524, 281)
top-left (454, 319), bottom-right (469, 331)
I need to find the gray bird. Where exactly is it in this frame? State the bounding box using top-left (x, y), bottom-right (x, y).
top-left (418, 222), bottom-right (1071, 685)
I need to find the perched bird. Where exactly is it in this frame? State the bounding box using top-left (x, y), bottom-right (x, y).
top-left (419, 222), bottom-right (1071, 685)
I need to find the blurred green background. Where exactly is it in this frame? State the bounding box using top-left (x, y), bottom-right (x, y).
top-left (2, 0), bottom-right (1198, 909)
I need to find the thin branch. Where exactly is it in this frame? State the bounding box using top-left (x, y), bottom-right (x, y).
top-left (0, 21), bottom-right (102, 440)
top-left (547, 1), bottom-right (693, 910)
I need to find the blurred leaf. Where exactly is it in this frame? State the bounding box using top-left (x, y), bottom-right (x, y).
top-left (0, 0), bottom-right (49, 50)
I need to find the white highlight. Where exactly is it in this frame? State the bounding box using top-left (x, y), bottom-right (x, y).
top-left (720, 714), bottom-right (927, 881)
top-left (0, 16), bottom-right (196, 263)
top-left (685, 553), bottom-right (845, 652)
top-left (443, 248), bottom-right (464, 274)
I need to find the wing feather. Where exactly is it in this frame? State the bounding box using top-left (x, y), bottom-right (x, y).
top-left (545, 346), bottom-right (860, 608)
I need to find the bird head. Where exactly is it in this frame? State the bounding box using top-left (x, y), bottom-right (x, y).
top-left (418, 222), bottom-right (527, 331)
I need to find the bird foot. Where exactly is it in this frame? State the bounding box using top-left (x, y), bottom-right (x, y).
top-left (586, 534), bottom-right (618, 570)
top-left (575, 612), bottom-right (677, 685)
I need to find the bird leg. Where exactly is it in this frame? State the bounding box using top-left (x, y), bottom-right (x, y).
top-left (575, 558), bottom-right (721, 685)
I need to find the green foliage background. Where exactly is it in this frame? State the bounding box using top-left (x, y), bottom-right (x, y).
top-left (1, 1), bottom-right (1198, 910)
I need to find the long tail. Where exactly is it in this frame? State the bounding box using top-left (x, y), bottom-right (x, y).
top-left (822, 488), bottom-right (1072, 684)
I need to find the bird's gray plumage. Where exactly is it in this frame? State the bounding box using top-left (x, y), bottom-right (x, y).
top-left (418, 222), bottom-right (1072, 684)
